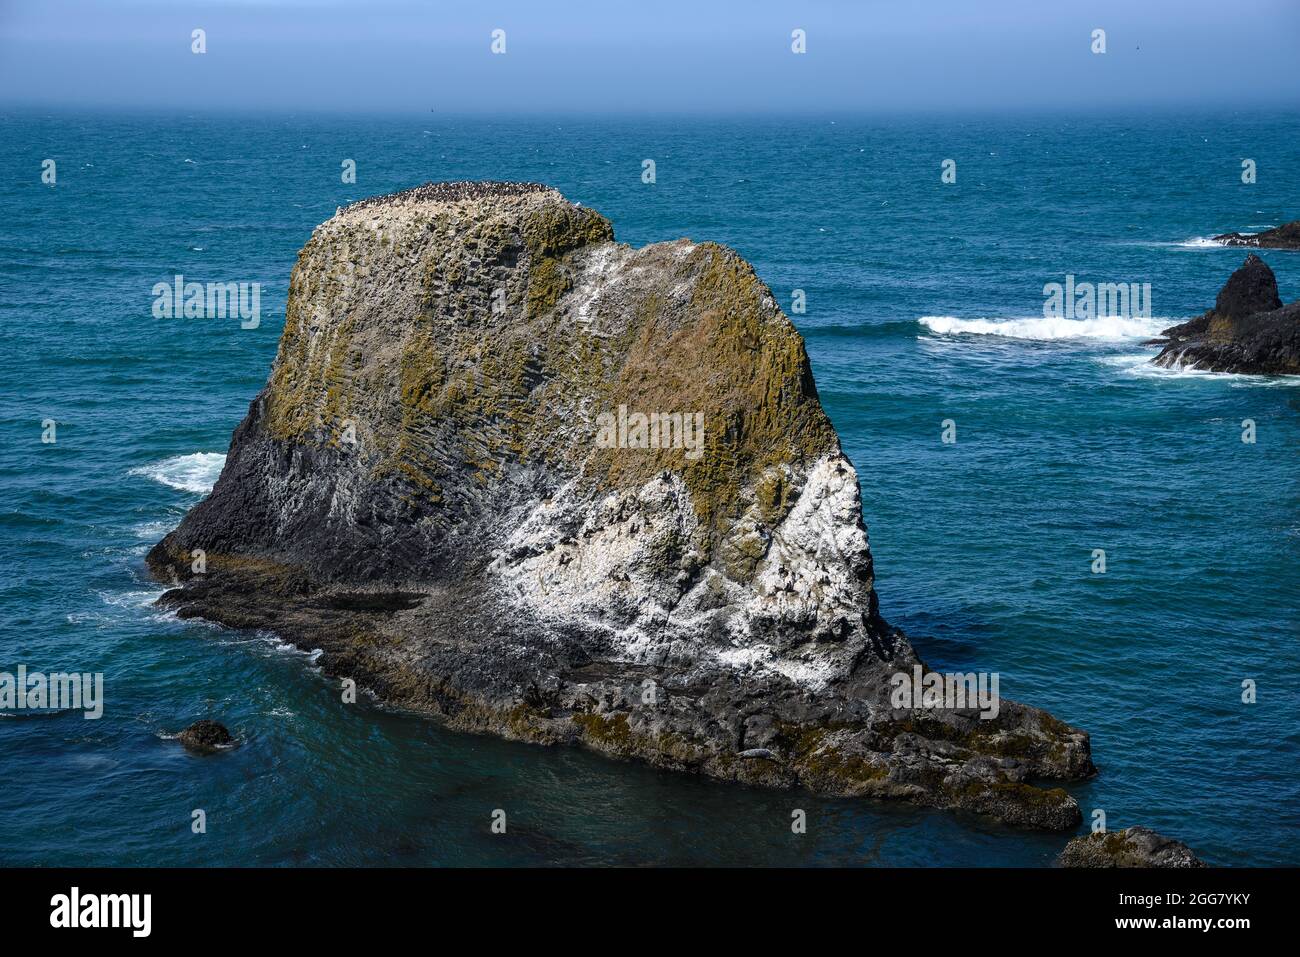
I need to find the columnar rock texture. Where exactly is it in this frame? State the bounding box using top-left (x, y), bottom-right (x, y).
top-left (150, 181), bottom-right (1094, 828)
top-left (1151, 254), bottom-right (1300, 374)
top-left (1057, 827), bottom-right (1205, 868)
top-left (1213, 219), bottom-right (1300, 250)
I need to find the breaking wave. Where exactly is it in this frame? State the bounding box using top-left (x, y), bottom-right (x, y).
top-left (1101, 353), bottom-right (1300, 385)
top-left (918, 314), bottom-right (1170, 341)
top-left (129, 453), bottom-right (225, 494)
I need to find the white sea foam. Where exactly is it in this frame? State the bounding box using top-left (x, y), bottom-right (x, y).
top-left (1101, 353), bottom-right (1300, 386)
top-left (130, 452), bottom-right (225, 494)
top-left (133, 519), bottom-right (176, 540)
top-left (99, 588), bottom-right (168, 609)
top-left (919, 314), bottom-right (1169, 341)
top-left (66, 611), bottom-right (123, 628)
top-left (1176, 236), bottom-right (1224, 248)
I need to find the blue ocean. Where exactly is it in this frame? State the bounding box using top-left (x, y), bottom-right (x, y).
top-left (2, 110), bottom-right (1296, 866)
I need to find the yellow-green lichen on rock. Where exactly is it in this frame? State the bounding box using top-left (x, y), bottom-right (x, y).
top-left (148, 182), bottom-right (1097, 834)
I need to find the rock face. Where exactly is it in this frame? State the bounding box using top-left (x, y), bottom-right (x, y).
top-left (1213, 220), bottom-right (1300, 250)
top-left (177, 719), bottom-right (233, 752)
top-left (149, 181), bottom-right (1094, 828)
top-left (1151, 254), bottom-right (1300, 374)
top-left (1057, 827), bottom-right (1205, 868)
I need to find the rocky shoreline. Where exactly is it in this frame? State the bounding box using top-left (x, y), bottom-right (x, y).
top-left (1212, 220), bottom-right (1300, 250)
top-left (1057, 827), bottom-right (1205, 868)
top-left (150, 181), bottom-right (1095, 829)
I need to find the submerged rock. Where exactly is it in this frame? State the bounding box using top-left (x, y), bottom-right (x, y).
top-left (1057, 827), bottom-right (1205, 868)
top-left (1213, 220), bottom-right (1300, 250)
top-left (1150, 254), bottom-right (1300, 374)
top-left (177, 719), bottom-right (233, 752)
top-left (149, 181), bottom-right (1094, 828)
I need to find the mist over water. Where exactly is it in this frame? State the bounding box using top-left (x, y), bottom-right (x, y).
top-left (1, 110), bottom-right (1297, 865)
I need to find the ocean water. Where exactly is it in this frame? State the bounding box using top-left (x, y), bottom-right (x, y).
top-left (2, 110), bottom-right (1297, 867)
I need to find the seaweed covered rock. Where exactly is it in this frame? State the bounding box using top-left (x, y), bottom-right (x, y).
top-left (177, 719), bottom-right (233, 752)
top-left (1151, 255), bottom-right (1300, 374)
top-left (1057, 827), bottom-right (1206, 868)
top-left (149, 181), bottom-right (1094, 828)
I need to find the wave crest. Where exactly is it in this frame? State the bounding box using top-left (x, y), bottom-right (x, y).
top-left (918, 314), bottom-right (1169, 341)
top-left (129, 452), bottom-right (225, 494)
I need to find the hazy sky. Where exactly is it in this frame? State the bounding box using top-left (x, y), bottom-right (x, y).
top-left (2, 0), bottom-right (1298, 115)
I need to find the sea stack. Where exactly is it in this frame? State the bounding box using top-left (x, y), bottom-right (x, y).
top-left (149, 181), bottom-right (1094, 827)
top-left (1150, 254), bottom-right (1300, 374)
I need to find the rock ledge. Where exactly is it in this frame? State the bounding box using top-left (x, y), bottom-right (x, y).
top-left (1057, 827), bottom-right (1205, 868)
top-left (1213, 220), bottom-right (1300, 250)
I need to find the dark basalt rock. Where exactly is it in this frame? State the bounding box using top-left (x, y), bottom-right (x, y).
top-left (1213, 252), bottom-right (1282, 319)
top-left (177, 719), bottom-right (234, 752)
top-left (148, 182), bottom-right (1095, 829)
top-left (1057, 826), bottom-right (1205, 868)
top-left (1150, 255), bottom-right (1300, 374)
top-left (1213, 220), bottom-right (1300, 250)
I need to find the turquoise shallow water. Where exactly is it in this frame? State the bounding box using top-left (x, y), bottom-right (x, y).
top-left (1, 110), bottom-right (1297, 866)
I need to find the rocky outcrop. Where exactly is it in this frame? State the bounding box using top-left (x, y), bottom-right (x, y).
top-left (1150, 254), bottom-right (1300, 374)
top-left (177, 719), bottom-right (233, 752)
top-left (1057, 827), bottom-right (1205, 868)
top-left (1213, 220), bottom-right (1300, 250)
top-left (149, 181), bottom-right (1094, 828)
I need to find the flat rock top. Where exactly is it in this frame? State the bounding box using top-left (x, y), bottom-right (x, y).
top-left (341, 180), bottom-right (558, 218)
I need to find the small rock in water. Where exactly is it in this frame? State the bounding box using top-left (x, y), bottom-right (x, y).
top-left (1056, 826), bottom-right (1205, 868)
top-left (177, 719), bottom-right (234, 752)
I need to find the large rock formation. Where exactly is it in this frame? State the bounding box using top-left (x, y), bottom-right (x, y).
top-left (1057, 827), bottom-right (1205, 868)
top-left (1213, 220), bottom-right (1300, 250)
top-left (149, 181), bottom-right (1094, 828)
top-left (1150, 254), bottom-right (1300, 374)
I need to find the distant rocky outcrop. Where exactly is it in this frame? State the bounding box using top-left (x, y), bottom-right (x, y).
top-left (149, 181), bottom-right (1094, 828)
top-left (1213, 220), bottom-right (1300, 250)
top-left (1150, 254), bottom-right (1300, 374)
top-left (177, 719), bottom-right (233, 752)
top-left (1057, 827), bottom-right (1205, 868)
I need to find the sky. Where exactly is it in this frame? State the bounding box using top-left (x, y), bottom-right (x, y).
top-left (1, 0), bottom-right (1297, 115)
